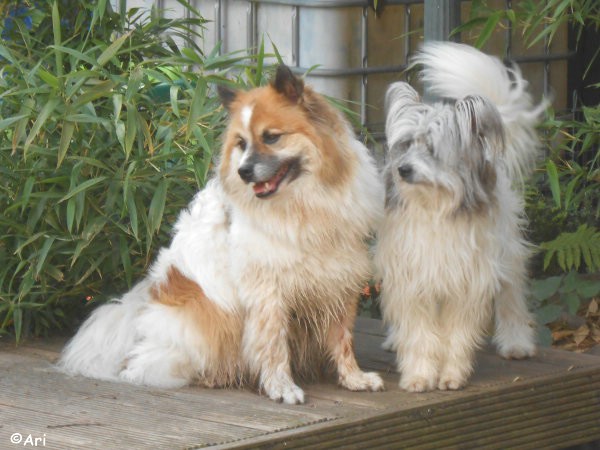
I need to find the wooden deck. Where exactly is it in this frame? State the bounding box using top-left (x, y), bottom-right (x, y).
top-left (1, 317), bottom-right (600, 449)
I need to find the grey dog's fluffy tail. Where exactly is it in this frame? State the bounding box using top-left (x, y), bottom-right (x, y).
top-left (412, 41), bottom-right (547, 182)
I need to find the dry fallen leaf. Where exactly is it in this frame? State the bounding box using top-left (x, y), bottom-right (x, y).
top-left (550, 299), bottom-right (600, 353)
top-left (552, 329), bottom-right (575, 341)
top-left (573, 325), bottom-right (590, 346)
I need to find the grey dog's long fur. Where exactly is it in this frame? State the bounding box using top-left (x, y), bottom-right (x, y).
top-left (376, 42), bottom-right (545, 392)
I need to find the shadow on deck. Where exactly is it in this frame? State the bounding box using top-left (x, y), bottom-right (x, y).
top-left (1, 317), bottom-right (600, 449)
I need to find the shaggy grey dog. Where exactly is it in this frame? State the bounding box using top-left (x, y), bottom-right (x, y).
top-left (376, 42), bottom-right (546, 392)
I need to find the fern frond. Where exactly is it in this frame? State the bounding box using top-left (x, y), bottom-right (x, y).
top-left (541, 225), bottom-right (600, 272)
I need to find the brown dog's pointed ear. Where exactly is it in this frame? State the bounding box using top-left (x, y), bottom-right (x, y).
top-left (217, 84), bottom-right (238, 112)
top-left (272, 65), bottom-right (304, 103)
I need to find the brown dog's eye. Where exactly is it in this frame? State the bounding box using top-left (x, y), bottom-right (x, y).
top-left (237, 137), bottom-right (247, 151)
top-left (262, 131), bottom-right (281, 145)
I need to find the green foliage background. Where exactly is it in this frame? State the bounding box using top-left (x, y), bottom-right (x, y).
top-left (0, 0), bottom-right (262, 340)
top-left (459, 0), bottom-right (600, 344)
top-left (1, 0), bottom-right (598, 345)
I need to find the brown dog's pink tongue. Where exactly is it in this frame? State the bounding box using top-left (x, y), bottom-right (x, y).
top-left (253, 181), bottom-right (272, 195)
top-left (252, 163), bottom-right (290, 196)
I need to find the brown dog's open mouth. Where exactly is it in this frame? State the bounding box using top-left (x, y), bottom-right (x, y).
top-left (252, 159), bottom-right (300, 199)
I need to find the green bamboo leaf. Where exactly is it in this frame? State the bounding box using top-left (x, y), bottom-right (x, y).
top-left (170, 85), bottom-right (180, 118)
top-left (20, 176), bottom-right (36, 215)
top-left (66, 197), bottom-right (76, 233)
top-left (49, 45), bottom-right (98, 67)
top-left (13, 307), bottom-right (23, 343)
top-left (0, 115), bottom-right (28, 132)
top-left (70, 240), bottom-right (86, 268)
top-left (23, 98), bottom-right (60, 157)
top-left (147, 178), bottom-right (168, 235)
top-left (450, 17), bottom-right (488, 36)
top-left (271, 41), bottom-right (285, 65)
top-left (113, 93), bottom-right (123, 121)
top-left (64, 114), bottom-right (110, 125)
top-left (75, 191), bottom-right (85, 231)
top-left (126, 189), bottom-right (139, 240)
top-left (14, 232), bottom-right (46, 256)
top-left (475, 11), bottom-right (503, 49)
top-left (125, 66), bottom-right (143, 102)
top-left (581, 132), bottom-right (594, 152)
top-left (125, 103), bottom-right (137, 159)
top-left (97, 30), bottom-right (133, 67)
top-left (58, 177), bottom-right (108, 203)
top-left (57, 121), bottom-right (75, 169)
top-left (115, 121), bottom-right (126, 151)
top-left (75, 253), bottom-right (108, 285)
top-left (13, 98), bottom-right (35, 152)
top-left (563, 173), bottom-right (582, 210)
top-left (0, 43), bottom-right (16, 65)
top-left (505, 8), bottom-right (516, 24)
top-left (140, 118), bottom-right (154, 154)
top-left (26, 197), bottom-right (48, 233)
top-left (52, 0), bottom-right (63, 81)
top-left (37, 68), bottom-right (59, 89)
top-left (187, 79), bottom-right (207, 141)
top-left (72, 80), bottom-right (117, 108)
top-left (18, 269), bottom-right (35, 301)
top-left (67, 156), bottom-right (111, 171)
top-left (35, 237), bottom-right (56, 278)
top-left (254, 37), bottom-right (265, 87)
top-left (545, 159), bottom-right (561, 208)
top-left (191, 124), bottom-right (211, 158)
top-left (528, 23), bottom-right (558, 48)
top-left (119, 235), bottom-right (133, 288)
top-left (82, 216), bottom-right (108, 242)
top-left (180, 47), bottom-right (204, 65)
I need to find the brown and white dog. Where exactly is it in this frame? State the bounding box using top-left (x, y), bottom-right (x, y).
top-left (59, 66), bottom-right (384, 404)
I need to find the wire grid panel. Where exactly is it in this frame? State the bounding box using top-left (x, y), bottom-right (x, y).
top-left (110, 0), bottom-right (570, 133)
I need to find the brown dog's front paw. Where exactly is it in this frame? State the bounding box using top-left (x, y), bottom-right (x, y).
top-left (340, 371), bottom-right (384, 392)
top-left (263, 377), bottom-right (305, 404)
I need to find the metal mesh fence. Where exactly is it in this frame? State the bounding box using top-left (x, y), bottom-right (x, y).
top-left (113, 0), bottom-right (574, 136)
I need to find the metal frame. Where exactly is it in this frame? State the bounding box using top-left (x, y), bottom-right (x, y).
top-left (118, 0), bottom-right (575, 128)
top-left (247, 0), bottom-right (419, 127)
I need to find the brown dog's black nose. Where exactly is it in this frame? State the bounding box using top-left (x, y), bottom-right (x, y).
top-left (238, 164), bottom-right (254, 183)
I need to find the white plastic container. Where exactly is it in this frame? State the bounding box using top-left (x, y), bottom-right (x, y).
top-left (191, 0), bottom-right (412, 133)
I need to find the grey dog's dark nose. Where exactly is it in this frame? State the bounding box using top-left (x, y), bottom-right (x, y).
top-left (398, 165), bottom-right (413, 180)
top-left (238, 165), bottom-right (254, 183)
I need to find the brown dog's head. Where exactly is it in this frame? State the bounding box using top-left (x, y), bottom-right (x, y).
top-left (217, 66), bottom-right (354, 205)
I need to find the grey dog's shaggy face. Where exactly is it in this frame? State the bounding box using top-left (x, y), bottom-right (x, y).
top-left (384, 82), bottom-right (505, 215)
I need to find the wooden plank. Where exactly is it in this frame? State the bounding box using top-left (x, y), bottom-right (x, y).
top-left (221, 368), bottom-right (600, 449)
top-left (1, 317), bottom-right (599, 449)
top-left (0, 354), bottom-right (342, 449)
